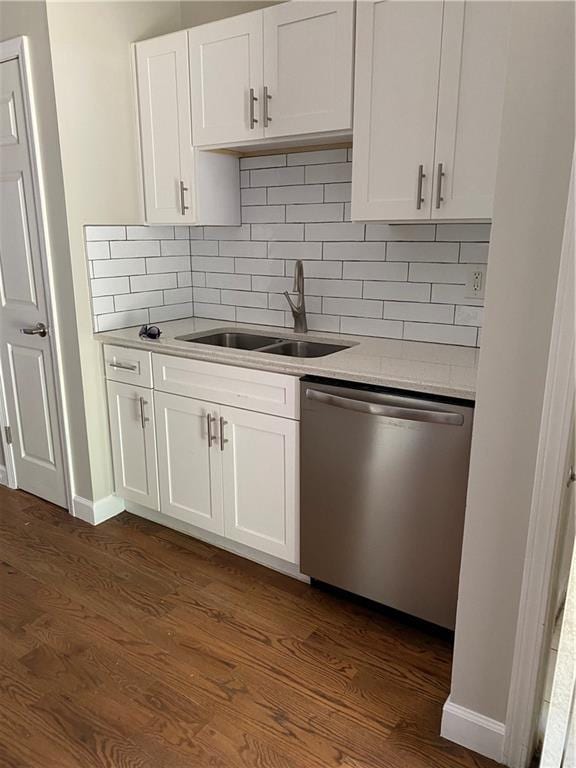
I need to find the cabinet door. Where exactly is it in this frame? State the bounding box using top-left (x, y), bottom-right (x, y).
top-left (432, 1), bottom-right (511, 219)
top-left (154, 391), bottom-right (224, 534)
top-left (134, 32), bottom-right (196, 224)
top-left (351, 0), bottom-right (444, 221)
top-left (107, 381), bottom-right (159, 510)
top-left (220, 406), bottom-right (298, 563)
top-left (189, 12), bottom-right (264, 146)
top-left (262, 1), bottom-right (354, 138)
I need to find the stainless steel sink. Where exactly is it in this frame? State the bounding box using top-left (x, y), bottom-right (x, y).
top-left (176, 331), bottom-right (282, 350)
top-left (260, 340), bottom-right (348, 358)
top-left (176, 329), bottom-right (350, 358)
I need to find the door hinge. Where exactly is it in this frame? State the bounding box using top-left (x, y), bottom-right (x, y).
top-left (4, 426), bottom-right (12, 445)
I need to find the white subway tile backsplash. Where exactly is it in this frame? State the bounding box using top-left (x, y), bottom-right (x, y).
top-left (252, 223), bottom-right (304, 241)
top-left (305, 223), bottom-right (364, 241)
top-left (85, 225), bottom-right (126, 241)
top-left (86, 241), bottom-right (110, 260)
top-left (436, 223), bottom-right (491, 242)
top-left (287, 148), bottom-right (347, 166)
top-left (286, 203), bottom-right (343, 223)
top-left (147, 256), bottom-right (191, 274)
top-left (403, 322), bottom-right (478, 347)
top-left (305, 162), bottom-right (352, 184)
top-left (130, 273), bottom-right (177, 292)
top-left (115, 291), bottom-right (164, 311)
top-left (340, 317), bottom-right (403, 339)
top-left (235, 258), bottom-right (284, 276)
top-left (126, 225), bottom-right (174, 240)
top-left (323, 298), bottom-right (383, 318)
top-left (365, 223), bottom-right (436, 241)
top-left (268, 241), bottom-right (322, 260)
top-left (383, 301), bottom-right (454, 324)
top-left (93, 259), bottom-right (146, 278)
top-left (88, 149), bottom-right (487, 346)
top-left (241, 205), bottom-right (285, 223)
top-left (268, 185), bottom-right (323, 204)
top-left (219, 241), bottom-right (267, 258)
top-left (387, 242), bottom-right (459, 263)
top-left (110, 240), bottom-right (159, 259)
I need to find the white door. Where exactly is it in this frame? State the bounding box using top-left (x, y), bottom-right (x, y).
top-left (351, 0), bottom-right (444, 221)
top-left (0, 56), bottom-right (66, 507)
top-left (188, 11), bottom-right (264, 146)
top-left (154, 391), bottom-right (224, 534)
top-left (220, 405), bottom-right (298, 563)
top-left (432, 1), bottom-right (511, 220)
top-left (135, 32), bottom-right (196, 224)
top-left (107, 381), bottom-right (158, 510)
top-left (262, 1), bottom-right (354, 138)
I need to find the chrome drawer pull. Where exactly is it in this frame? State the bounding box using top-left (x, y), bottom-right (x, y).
top-left (109, 361), bottom-right (138, 372)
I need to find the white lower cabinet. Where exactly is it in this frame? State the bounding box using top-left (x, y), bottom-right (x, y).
top-left (154, 391), bottom-right (224, 534)
top-left (220, 405), bottom-right (298, 563)
top-left (106, 381), bottom-right (159, 511)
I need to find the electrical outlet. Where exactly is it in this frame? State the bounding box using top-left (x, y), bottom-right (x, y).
top-left (465, 266), bottom-right (486, 300)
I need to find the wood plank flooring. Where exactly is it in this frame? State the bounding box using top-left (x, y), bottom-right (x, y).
top-left (0, 485), bottom-right (501, 767)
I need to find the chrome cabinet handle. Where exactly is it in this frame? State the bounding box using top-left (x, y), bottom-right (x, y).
top-left (435, 163), bottom-right (445, 209)
top-left (305, 389), bottom-right (464, 426)
top-left (219, 417), bottom-right (228, 451)
top-left (206, 413), bottom-right (217, 447)
top-left (263, 86), bottom-right (271, 127)
top-left (568, 466), bottom-right (576, 488)
top-left (109, 361), bottom-right (138, 372)
top-left (416, 164), bottom-right (426, 210)
top-left (179, 180), bottom-right (189, 216)
top-left (249, 87), bottom-right (258, 129)
top-left (139, 397), bottom-right (149, 429)
top-left (20, 322), bottom-right (48, 338)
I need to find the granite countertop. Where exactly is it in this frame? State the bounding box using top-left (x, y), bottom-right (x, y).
top-left (95, 318), bottom-right (479, 400)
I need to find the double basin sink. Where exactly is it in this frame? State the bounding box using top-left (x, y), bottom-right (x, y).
top-left (175, 330), bottom-right (349, 358)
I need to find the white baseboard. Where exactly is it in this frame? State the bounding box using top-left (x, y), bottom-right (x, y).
top-left (126, 500), bottom-right (309, 583)
top-left (441, 696), bottom-right (506, 764)
top-left (72, 494), bottom-right (125, 525)
top-left (0, 465), bottom-right (7, 487)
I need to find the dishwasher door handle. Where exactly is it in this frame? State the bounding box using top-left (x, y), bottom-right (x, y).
top-left (305, 389), bottom-right (464, 426)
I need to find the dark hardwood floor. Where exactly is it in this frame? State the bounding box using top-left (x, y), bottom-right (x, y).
top-left (0, 485), bottom-right (500, 767)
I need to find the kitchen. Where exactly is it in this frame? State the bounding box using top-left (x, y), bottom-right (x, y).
top-left (0, 1), bottom-right (574, 767)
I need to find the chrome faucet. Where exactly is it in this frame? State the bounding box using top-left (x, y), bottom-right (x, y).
top-left (284, 260), bottom-right (308, 333)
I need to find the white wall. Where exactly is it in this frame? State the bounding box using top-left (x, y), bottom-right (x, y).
top-left (448, 0), bottom-right (575, 730)
top-left (44, 1), bottom-right (182, 501)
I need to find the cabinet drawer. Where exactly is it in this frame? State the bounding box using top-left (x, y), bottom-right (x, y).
top-left (152, 354), bottom-right (299, 419)
top-left (104, 345), bottom-right (153, 388)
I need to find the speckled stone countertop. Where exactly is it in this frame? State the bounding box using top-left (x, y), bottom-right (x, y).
top-left (95, 318), bottom-right (478, 400)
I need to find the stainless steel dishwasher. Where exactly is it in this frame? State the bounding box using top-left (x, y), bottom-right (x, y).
top-left (300, 377), bottom-right (474, 630)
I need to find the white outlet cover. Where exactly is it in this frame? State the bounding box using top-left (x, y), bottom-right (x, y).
top-left (465, 265), bottom-right (487, 300)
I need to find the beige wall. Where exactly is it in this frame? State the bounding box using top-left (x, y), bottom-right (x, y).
top-left (180, 0), bottom-right (280, 27)
top-left (0, 1), bottom-right (92, 499)
top-left (450, 1), bottom-right (575, 724)
top-left (45, 1), bottom-right (182, 501)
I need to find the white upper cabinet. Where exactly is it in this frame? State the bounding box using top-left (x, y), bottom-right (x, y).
top-left (432, 1), bottom-right (511, 219)
top-left (189, 11), bottom-right (264, 146)
top-left (352, 1), bottom-right (443, 221)
top-left (134, 31), bottom-right (240, 225)
top-left (352, 0), bottom-right (511, 222)
top-left (262, 1), bottom-right (354, 138)
top-left (189, 2), bottom-right (354, 147)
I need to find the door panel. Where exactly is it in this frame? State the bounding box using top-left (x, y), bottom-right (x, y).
top-left (155, 391), bottom-right (224, 534)
top-left (135, 32), bottom-right (196, 224)
top-left (432, 1), bottom-right (511, 219)
top-left (221, 405), bottom-right (298, 563)
top-left (351, 0), bottom-right (443, 221)
top-left (263, 1), bottom-right (354, 137)
top-left (107, 381), bottom-right (158, 510)
top-left (0, 57), bottom-right (66, 506)
top-left (188, 11), bottom-right (264, 145)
